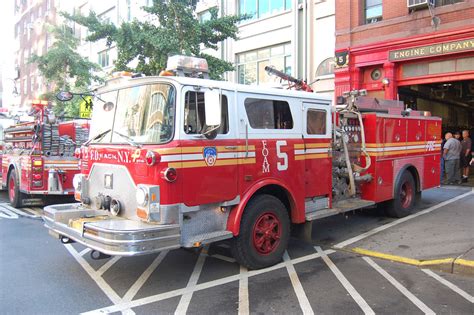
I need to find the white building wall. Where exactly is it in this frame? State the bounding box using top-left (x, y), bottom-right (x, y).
top-left (310, 0), bottom-right (335, 98)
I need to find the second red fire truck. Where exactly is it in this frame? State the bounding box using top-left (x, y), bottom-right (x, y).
top-left (2, 100), bottom-right (89, 207)
top-left (43, 56), bottom-right (441, 269)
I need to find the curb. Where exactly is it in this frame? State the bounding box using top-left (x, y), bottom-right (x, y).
top-left (341, 247), bottom-right (474, 276)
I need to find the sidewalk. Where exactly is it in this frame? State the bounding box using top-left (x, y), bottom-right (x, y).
top-left (336, 187), bottom-right (474, 275)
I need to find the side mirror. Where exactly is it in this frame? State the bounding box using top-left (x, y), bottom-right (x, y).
top-left (56, 91), bottom-right (74, 102)
top-left (204, 89), bottom-right (221, 127)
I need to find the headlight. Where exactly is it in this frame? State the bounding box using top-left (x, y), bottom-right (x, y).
top-left (136, 187), bottom-right (148, 207)
top-left (73, 174), bottom-right (82, 191)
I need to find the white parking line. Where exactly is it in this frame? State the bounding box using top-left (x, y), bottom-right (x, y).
top-left (238, 266), bottom-right (249, 315)
top-left (0, 203), bottom-right (38, 218)
top-left (421, 269), bottom-right (474, 303)
top-left (363, 257), bottom-right (435, 315)
top-left (123, 251), bottom-right (168, 303)
top-left (316, 247), bottom-right (375, 315)
top-left (174, 247), bottom-right (208, 314)
top-left (79, 248), bottom-right (91, 257)
top-left (64, 244), bottom-right (124, 306)
top-left (283, 251), bottom-right (314, 315)
top-left (0, 208), bottom-right (19, 219)
top-left (76, 190), bottom-right (474, 315)
top-left (334, 189), bottom-right (473, 249)
top-left (211, 254), bottom-right (236, 263)
top-left (97, 256), bottom-right (121, 276)
top-left (81, 248), bottom-right (336, 314)
top-left (119, 252), bottom-right (169, 314)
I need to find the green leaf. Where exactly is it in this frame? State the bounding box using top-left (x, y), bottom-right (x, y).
top-left (64, 0), bottom-right (248, 77)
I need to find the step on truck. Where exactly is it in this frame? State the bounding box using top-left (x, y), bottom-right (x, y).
top-left (2, 100), bottom-right (90, 207)
top-left (43, 56), bottom-right (441, 269)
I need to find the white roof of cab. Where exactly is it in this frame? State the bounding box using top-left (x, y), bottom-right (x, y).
top-left (95, 75), bottom-right (332, 104)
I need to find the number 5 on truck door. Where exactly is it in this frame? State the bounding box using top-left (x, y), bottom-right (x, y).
top-left (276, 140), bottom-right (288, 171)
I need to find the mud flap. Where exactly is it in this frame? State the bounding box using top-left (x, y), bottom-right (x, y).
top-left (291, 221), bottom-right (313, 243)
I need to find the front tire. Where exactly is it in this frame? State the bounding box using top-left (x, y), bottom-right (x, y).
top-left (386, 171), bottom-right (416, 218)
top-left (8, 171), bottom-right (23, 208)
top-left (231, 194), bottom-right (290, 270)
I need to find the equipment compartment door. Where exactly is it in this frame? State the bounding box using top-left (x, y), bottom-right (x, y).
top-left (302, 103), bottom-right (332, 198)
top-left (180, 88), bottom-right (239, 206)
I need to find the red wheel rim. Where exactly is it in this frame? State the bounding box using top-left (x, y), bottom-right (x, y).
top-left (400, 181), bottom-right (413, 209)
top-left (252, 212), bottom-right (281, 255)
top-left (8, 176), bottom-right (15, 202)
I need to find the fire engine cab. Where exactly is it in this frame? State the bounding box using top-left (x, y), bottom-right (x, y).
top-left (44, 56), bottom-right (441, 269)
top-left (2, 100), bottom-right (90, 207)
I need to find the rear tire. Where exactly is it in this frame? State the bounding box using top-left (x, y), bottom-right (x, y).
top-left (8, 171), bottom-right (23, 208)
top-left (231, 194), bottom-right (290, 270)
top-left (386, 171), bottom-right (416, 218)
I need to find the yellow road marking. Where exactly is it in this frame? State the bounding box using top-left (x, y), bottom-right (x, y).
top-left (455, 259), bottom-right (474, 267)
top-left (349, 247), bottom-right (474, 269)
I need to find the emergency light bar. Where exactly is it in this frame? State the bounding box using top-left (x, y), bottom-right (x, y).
top-left (166, 55), bottom-right (209, 76)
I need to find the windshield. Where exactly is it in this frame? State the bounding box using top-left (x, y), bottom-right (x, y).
top-left (91, 83), bottom-right (175, 144)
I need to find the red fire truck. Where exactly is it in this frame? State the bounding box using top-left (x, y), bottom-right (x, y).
top-left (44, 56), bottom-right (441, 269)
top-left (2, 100), bottom-right (90, 207)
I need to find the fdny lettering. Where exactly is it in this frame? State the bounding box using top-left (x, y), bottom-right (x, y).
top-left (89, 149), bottom-right (135, 163)
top-left (118, 151), bottom-right (131, 163)
top-left (261, 140), bottom-right (270, 173)
top-left (426, 141), bottom-right (435, 151)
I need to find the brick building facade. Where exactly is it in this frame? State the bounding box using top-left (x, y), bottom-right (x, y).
top-left (13, 0), bottom-right (61, 108)
top-left (334, 0), bottom-right (474, 131)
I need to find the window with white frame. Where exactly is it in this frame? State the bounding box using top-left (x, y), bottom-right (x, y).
top-left (237, 43), bottom-right (291, 85)
top-left (98, 49), bottom-right (110, 68)
top-left (365, 0), bottom-right (382, 24)
top-left (98, 7), bottom-right (116, 24)
top-left (198, 8), bottom-right (215, 23)
top-left (239, 0), bottom-right (292, 20)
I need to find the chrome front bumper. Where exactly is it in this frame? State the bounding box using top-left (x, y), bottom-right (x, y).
top-left (43, 203), bottom-right (181, 256)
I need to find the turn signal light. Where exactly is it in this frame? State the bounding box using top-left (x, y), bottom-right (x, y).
top-left (33, 160), bottom-right (43, 166)
top-left (145, 151), bottom-right (160, 166)
top-left (162, 167), bottom-right (177, 183)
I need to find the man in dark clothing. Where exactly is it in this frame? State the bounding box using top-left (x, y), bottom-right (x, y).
top-left (454, 131), bottom-right (462, 141)
top-left (443, 132), bottom-right (462, 185)
top-left (461, 130), bottom-right (472, 182)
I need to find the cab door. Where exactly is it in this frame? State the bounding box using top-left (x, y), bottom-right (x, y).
top-left (302, 102), bottom-right (332, 198)
top-left (179, 87), bottom-right (239, 206)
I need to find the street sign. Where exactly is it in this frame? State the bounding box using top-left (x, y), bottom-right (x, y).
top-left (79, 96), bottom-right (93, 118)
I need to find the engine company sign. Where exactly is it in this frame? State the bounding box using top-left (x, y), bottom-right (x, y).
top-left (389, 38), bottom-right (474, 61)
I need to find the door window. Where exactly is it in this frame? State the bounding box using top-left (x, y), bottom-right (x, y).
top-left (307, 109), bottom-right (327, 135)
top-left (183, 91), bottom-right (229, 135)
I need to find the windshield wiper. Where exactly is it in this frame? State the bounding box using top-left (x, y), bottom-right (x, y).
top-left (84, 129), bottom-right (111, 146)
top-left (113, 130), bottom-right (142, 148)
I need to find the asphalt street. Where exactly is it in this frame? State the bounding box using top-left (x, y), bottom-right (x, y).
top-left (0, 187), bottom-right (473, 315)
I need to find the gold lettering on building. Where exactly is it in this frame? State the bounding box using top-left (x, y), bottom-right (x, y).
top-left (389, 38), bottom-right (474, 61)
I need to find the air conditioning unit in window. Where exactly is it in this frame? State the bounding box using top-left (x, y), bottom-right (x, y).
top-left (407, 0), bottom-right (433, 9)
